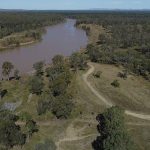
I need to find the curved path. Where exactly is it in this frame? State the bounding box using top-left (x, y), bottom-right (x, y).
top-left (83, 63), bottom-right (150, 121)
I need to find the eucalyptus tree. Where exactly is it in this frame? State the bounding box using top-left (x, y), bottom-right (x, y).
top-left (92, 106), bottom-right (135, 150)
top-left (2, 61), bottom-right (14, 80)
top-left (33, 61), bottom-right (44, 77)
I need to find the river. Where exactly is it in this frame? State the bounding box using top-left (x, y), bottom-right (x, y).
top-left (0, 19), bottom-right (88, 78)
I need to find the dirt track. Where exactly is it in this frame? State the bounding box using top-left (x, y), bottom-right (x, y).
top-left (83, 63), bottom-right (150, 121)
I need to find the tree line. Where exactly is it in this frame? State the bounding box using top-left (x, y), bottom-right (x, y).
top-left (0, 12), bottom-right (64, 39)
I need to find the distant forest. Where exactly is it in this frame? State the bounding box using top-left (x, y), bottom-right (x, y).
top-left (70, 11), bottom-right (150, 49)
top-left (0, 12), bottom-right (64, 39)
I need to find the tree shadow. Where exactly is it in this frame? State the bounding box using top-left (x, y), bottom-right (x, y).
top-left (92, 136), bottom-right (103, 150)
top-left (9, 77), bottom-right (15, 80)
top-left (91, 114), bottom-right (104, 150)
top-left (1, 89), bottom-right (8, 98)
top-left (9, 76), bottom-right (21, 81)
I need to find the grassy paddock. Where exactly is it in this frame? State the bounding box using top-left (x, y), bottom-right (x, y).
top-left (89, 63), bottom-right (150, 113)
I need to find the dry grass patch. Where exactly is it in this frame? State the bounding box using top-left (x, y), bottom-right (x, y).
top-left (89, 63), bottom-right (150, 113)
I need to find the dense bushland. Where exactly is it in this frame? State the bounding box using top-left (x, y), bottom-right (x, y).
top-left (69, 12), bottom-right (150, 79)
top-left (74, 12), bottom-right (150, 48)
top-left (0, 12), bottom-right (64, 39)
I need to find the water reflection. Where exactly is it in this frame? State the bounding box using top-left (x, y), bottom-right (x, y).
top-left (0, 19), bottom-right (88, 77)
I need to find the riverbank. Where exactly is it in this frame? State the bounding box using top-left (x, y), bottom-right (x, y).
top-left (0, 19), bottom-right (88, 78)
top-left (76, 23), bottom-right (105, 44)
top-left (0, 40), bottom-right (38, 51)
top-left (0, 20), bottom-right (67, 51)
top-left (0, 29), bottom-right (44, 51)
top-left (0, 12), bottom-right (65, 51)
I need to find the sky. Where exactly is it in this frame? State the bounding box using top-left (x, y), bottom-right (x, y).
top-left (0, 0), bottom-right (150, 10)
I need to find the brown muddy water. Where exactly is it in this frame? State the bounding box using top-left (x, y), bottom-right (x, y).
top-left (0, 19), bottom-right (88, 78)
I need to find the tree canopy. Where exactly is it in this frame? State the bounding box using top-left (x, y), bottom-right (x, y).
top-left (92, 106), bottom-right (135, 150)
top-left (0, 111), bottom-right (26, 149)
top-left (0, 12), bottom-right (64, 39)
top-left (2, 61), bottom-right (14, 80)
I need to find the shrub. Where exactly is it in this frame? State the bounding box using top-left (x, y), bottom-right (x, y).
top-left (25, 120), bottom-right (38, 138)
top-left (111, 80), bottom-right (120, 87)
top-left (19, 112), bottom-right (32, 122)
top-left (93, 71), bottom-right (102, 78)
top-left (37, 93), bottom-right (55, 115)
top-left (52, 95), bottom-right (74, 119)
top-left (29, 76), bottom-right (44, 95)
top-left (70, 52), bottom-right (88, 70)
top-left (118, 70), bottom-right (128, 79)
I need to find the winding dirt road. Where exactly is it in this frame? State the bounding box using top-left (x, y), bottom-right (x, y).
top-left (83, 63), bottom-right (150, 121)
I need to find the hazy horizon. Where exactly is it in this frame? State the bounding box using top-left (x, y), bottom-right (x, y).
top-left (0, 0), bottom-right (150, 10)
top-left (1, 8), bottom-right (150, 11)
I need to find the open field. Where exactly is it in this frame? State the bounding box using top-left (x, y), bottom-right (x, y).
top-left (88, 63), bottom-right (150, 113)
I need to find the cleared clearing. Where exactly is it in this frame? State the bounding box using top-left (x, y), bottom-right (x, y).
top-left (83, 63), bottom-right (150, 120)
